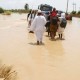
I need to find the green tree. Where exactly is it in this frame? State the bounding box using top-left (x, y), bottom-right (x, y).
top-left (77, 11), bottom-right (80, 14)
top-left (71, 11), bottom-right (76, 14)
top-left (0, 7), bottom-right (4, 13)
top-left (24, 3), bottom-right (29, 10)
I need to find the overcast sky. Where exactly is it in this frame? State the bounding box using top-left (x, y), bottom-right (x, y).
top-left (0, 0), bottom-right (80, 12)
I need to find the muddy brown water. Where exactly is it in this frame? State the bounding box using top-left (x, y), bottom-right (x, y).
top-left (0, 13), bottom-right (80, 80)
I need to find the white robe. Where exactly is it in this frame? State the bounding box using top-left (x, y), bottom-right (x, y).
top-left (58, 17), bottom-right (65, 34)
top-left (30, 15), bottom-right (46, 42)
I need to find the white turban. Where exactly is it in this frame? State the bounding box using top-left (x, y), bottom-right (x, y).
top-left (38, 10), bottom-right (42, 13)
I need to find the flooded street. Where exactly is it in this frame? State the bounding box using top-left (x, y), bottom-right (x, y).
top-left (0, 13), bottom-right (80, 80)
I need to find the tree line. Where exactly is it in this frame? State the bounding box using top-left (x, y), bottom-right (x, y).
top-left (0, 3), bottom-right (80, 17)
top-left (0, 3), bottom-right (29, 14)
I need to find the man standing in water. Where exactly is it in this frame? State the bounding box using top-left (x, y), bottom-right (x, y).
top-left (27, 10), bottom-right (37, 33)
top-left (50, 8), bottom-right (59, 40)
top-left (30, 10), bottom-right (46, 45)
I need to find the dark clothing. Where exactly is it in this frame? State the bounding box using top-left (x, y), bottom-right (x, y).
top-left (27, 13), bottom-right (36, 21)
top-left (50, 16), bottom-right (59, 39)
top-left (45, 15), bottom-right (50, 36)
top-left (50, 24), bottom-right (58, 39)
top-left (50, 16), bottom-right (59, 29)
top-left (60, 18), bottom-right (67, 28)
top-left (51, 17), bottom-right (58, 25)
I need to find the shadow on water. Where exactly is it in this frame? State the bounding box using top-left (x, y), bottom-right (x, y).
top-left (45, 39), bottom-right (65, 57)
top-left (51, 38), bottom-right (65, 41)
top-left (28, 42), bottom-right (45, 46)
top-left (67, 20), bottom-right (72, 25)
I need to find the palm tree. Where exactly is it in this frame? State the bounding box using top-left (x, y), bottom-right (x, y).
top-left (0, 7), bottom-right (4, 13)
top-left (24, 3), bottom-right (29, 10)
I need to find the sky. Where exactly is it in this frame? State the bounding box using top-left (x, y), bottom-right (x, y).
top-left (0, 0), bottom-right (80, 12)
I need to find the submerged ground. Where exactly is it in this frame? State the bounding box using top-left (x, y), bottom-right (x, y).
top-left (0, 13), bottom-right (80, 80)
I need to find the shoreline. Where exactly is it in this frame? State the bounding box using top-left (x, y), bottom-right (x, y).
top-left (72, 14), bottom-right (80, 18)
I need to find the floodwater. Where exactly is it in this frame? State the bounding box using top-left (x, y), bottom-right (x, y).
top-left (0, 13), bottom-right (80, 80)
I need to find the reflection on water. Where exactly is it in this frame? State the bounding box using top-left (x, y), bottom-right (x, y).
top-left (0, 13), bottom-right (27, 20)
top-left (0, 14), bottom-right (80, 80)
top-left (0, 13), bottom-right (27, 28)
top-left (72, 17), bottom-right (80, 26)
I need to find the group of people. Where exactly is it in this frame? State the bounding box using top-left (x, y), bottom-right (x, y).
top-left (27, 8), bottom-right (67, 45)
top-left (45, 8), bottom-right (67, 40)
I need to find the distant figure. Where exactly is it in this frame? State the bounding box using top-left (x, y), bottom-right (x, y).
top-left (58, 13), bottom-right (67, 40)
top-left (27, 10), bottom-right (32, 27)
top-left (45, 12), bottom-right (50, 36)
top-left (30, 10), bottom-right (46, 45)
top-left (27, 10), bottom-right (32, 21)
top-left (27, 10), bottom-right (36, 28)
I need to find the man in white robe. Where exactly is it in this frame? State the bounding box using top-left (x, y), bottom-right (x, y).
top-left (30, 10), bottom-right (46, 45)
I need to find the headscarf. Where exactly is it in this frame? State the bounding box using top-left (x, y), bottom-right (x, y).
top-left (61, 13), bottom-right (65, 18)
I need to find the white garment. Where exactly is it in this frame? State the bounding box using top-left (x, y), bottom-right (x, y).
top-left (28, 14), bottom-right (36, 28)
top-left (30, 15), bottom-right (46, 42)
top-left (58, 13), bottom-right (66, 34)
top-left (58, 26), bottom-right (64, 34)
top-left (61, 13), bottom-right (65, 18)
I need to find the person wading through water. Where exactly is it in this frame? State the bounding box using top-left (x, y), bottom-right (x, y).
top-left (27, 10), bottom-right (36, 33)
top-left (27, 10), bottom-right (32, 27)
top-left (58, 13), bottom-right (67, 40)
top-left (50, 8), bottom-right (59, 40)
top-left (45, 12), bottom-right (51, 36)
top-left (30, 10), bottom-right (46, 45)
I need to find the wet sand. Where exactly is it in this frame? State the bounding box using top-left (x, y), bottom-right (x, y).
top-left (0, 14), bottom-right (80, 80)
